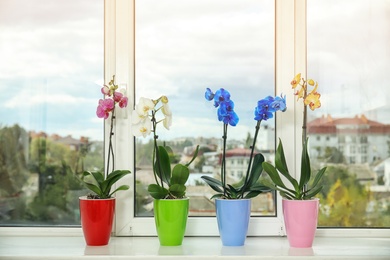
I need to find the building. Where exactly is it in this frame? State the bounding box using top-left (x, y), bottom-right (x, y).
top-left (308, 114), bottom-right (390, 165)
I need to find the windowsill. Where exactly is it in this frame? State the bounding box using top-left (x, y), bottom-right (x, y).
top-left (1, 236), bottom-right (389, 259)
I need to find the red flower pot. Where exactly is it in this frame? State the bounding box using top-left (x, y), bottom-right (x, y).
top-left (79, 196), bottom-right (115, 246)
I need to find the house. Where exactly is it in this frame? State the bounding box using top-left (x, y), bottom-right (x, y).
top-left (307, 114), bottom-right (390, 164)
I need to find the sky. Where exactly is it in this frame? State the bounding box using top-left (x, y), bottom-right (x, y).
top-left (0, 0), bottom-right (104, 140)
top-left (0, 0), bottom-right (389, 143)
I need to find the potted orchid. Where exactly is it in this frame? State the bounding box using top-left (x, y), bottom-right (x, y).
top-left (131, 96), bottom-right (199, 246)
top-left (79, 75), bottom-right (131, 246)
top-left (201, 87), bottom-right (286, 246)
top-left (261, 73), bottom-right (327, 248)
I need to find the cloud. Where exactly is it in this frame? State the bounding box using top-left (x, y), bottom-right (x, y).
top-left (135, 0), bottom-right (275, 137)
top-left (5, 92), bottom-right (89, 108)
top-left (1, 0), bottom-right (389, 144)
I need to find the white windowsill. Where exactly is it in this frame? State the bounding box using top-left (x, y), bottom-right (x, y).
top-left (1, 235), bottom-right (389, 260)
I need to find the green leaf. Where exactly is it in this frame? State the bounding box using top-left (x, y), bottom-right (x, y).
top-left (304, 185), bottom-right (323, 199)
top-left (108, 185), bottom-right (130, 197)
top-left (90, 171), bottom-right (104, 183)
top-left (171, 164), bottom-right (189, 185)
top-left (185, 145), bottom-right (199, 167)
top-left (210, 193), bottom-right (224, 199)
top-left (311, 167), bottom-right (327, 191)
top-left (147, 184), bottom-right (169, 199)
top-left (299, 138), bottom-right (311, 190)
top-left (275, 140), bottom-right (299, 191)
top-left (163, 146), bottom-right (174, 155)
top-left (155, 146), bottom-right (172, 185)
top-left (275, 140), bottom-right (289, 174)
top-left (244, 191), bottom-right (261, 199)
top-left (201, 175), bottom-right (223, 193)
top-left (82, 171), bottom-right (101, 186)
top-left (262, 162), bottom-right (289, 191)
top-left (169, 184), bottom-right (186, 198)
top-left (250, 183), bottom-right (271, 192)
top-left (101, 169), bottom-right (131, 196)
top-left (262, 178), bottom-right (297, 199)
top-left (81, 171), bottom-right (103, 196)
top-left (227, 184), bottom-right (238, 199)
top-left (279, 190), bottom-right (295, 200)
top-left (246, 153), bottom-right (265, 187)
top-left (83, 182), bottom-right (103, 198)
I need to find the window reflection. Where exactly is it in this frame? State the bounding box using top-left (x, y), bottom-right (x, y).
top-left (0, 0), bottom-right (104, 226)
top-left (308, 0), bottom-right (390, 227)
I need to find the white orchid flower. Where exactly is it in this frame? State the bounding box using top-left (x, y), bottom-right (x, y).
top-left (132, 118), bottom-right (152, 137)
top-left (136, 97), bottom-right (155, 117)
top-left (163, 114), bottom-right (172, 130)
top-left (132, 109), bottom-right (147, 125)
top-left (161, 96), bottom-right (172, 116)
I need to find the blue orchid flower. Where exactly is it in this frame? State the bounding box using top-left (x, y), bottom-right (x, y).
top-left (205, 88), bottom-right (239, 126)
top-left (254, 95), bottom-right (287, 121)
top-left (213, 88), bottom-right (231, 108)
top-left (271, 94), bottom-right (287, 112)
top-left (205, 88), bottom-right (215, 101)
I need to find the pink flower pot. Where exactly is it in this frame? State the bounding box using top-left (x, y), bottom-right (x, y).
top-left (79, 196), bottom-right (115, 246)
top-left (282, 198), bottom-right (319, 248)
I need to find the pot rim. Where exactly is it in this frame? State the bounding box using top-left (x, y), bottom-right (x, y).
top-left (215, 198), bottom-right (251, 202)
top-left (282, 197), bottom-right (319, 202)
top-left (79, 195), bottom-right (116, 201)
top-left (154, 197), bottom-right (189, 201)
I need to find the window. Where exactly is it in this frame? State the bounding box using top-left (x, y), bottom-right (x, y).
top-left (0, 0), bottom-right (104, 226)
top-left (308, 0), bottom-right (390, 228)
top-left (128, 0), bottom-right (282, 236)
top-left (2, 0), bottom-right (388, 237)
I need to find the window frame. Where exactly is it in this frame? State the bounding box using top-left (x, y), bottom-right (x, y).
top-left (1, 0), bottom-right (389, 238)
top-left (113, 0), bottom-right (285, 237)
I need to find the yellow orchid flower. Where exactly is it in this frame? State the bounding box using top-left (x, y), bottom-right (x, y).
top-left (291, 73), bottom-right (301, 89)
top-left (304, 90), bottom-right (321, 111)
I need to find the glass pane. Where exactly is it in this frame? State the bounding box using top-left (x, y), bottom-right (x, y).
top-left (0, 0), bottom-right (104, 226)
top-left (308, 0), bottom-right (390, 227)
top-left (135, 0), bottom-right (275, 217)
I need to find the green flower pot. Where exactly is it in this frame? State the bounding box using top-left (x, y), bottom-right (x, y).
top-left (153, 197), bottom-right (189, 246)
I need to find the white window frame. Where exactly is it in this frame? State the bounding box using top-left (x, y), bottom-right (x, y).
top-left (112, 0), bottom-right (286, 237)
top-left (1, 0), bottom-right (389, 238)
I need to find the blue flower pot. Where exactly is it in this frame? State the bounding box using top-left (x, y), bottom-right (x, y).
top-left (215, 199), bottom-right (251, 246)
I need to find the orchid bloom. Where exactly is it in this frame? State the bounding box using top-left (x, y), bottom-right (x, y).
top-left (113, 92), bottom-right (129, 108)
top-left (206, 88), bottom-right (239, 127)
top-left (96, 76), bottom-right (128, 120)
top-left (291, 73), bottom-right (301, 89)
top-left (291, 73), bottom-right (322, 111)
top-left (160, 96), bottom-right (172, 130)
top-left (132, 118), bottom-right (152, 137)
top-left (213, 88), bottom-right (231, 108)
top-left (136, 97), bottom-right (155, 117)
top-left (254, 95), bottom-right (286, 121)
top-left (304, 82), bottom-right (321, 110)
top-left (131, 95), bottom-right (172, 137)
top-left (96, 99), bottom-right (114, 119)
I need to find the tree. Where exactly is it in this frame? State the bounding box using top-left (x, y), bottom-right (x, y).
top-left (317, 165), bottom-right (377, 227)
top-left (0, 125), bottom-right (29, 196)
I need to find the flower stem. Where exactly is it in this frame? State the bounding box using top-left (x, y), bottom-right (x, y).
top-left (152, 110), bottom-right (164, 189)
top-left (240, 120), bottom-right (261, 198)
top-left (221, 124), bottom-right (228, 197)
top-left (106, 107), bottom-right (116, 179)
top-left (302, 79), bottom-right (308, 193)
